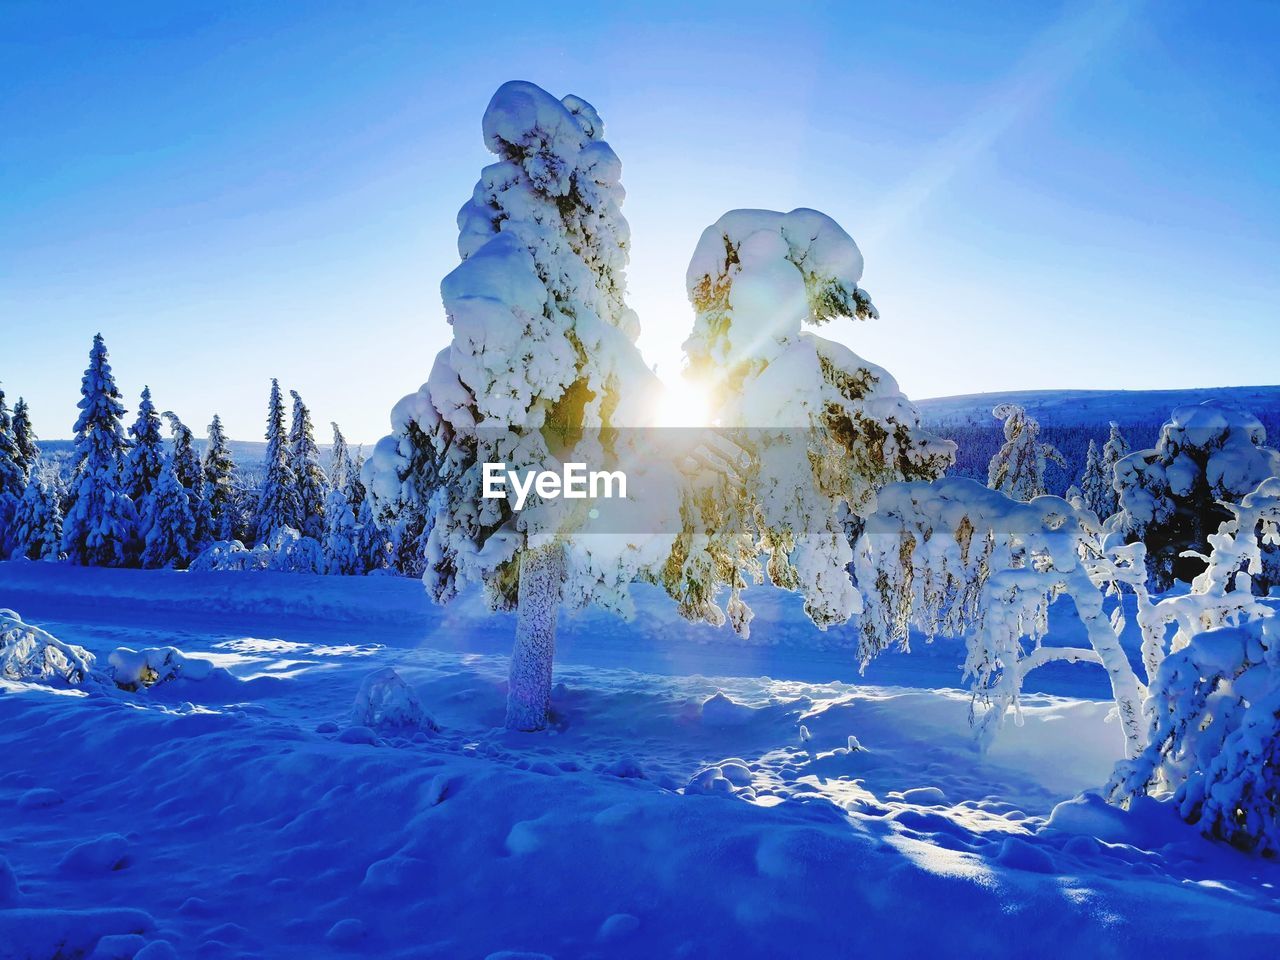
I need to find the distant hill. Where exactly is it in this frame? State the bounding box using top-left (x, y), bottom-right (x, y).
top-left (915, 386), bottom-right (1280, 494)
top-left (915, 386), bottom-right (1280, 430)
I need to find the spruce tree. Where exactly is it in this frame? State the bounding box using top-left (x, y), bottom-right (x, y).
top-left (11, 397), bottom-right (38, 485)
top-left (11, 471), bottom-right (63, 561)
top-left (123, 386), bottom-right (165, 508)
top-left (255, 379), bottom-right (300, 543)
top-left (289, 390), bottom-right (327, 541)
top-left (0, 385), bottom-right (22, 499)
top-left (203, 414), bottom-right (238, 542)
top-left (140, 457), bottom-right (196, 569)
top-left (1100, 421), bottom-right (1131, 516)
top-left (350, 450), bottom-right (387, 574)
top-left (321, 422), bottom-right (360, 575)
top-left (164, 411), bottom-right (209, 546)
top-left (1078, 439), bottom-right (1113, 519)
top-left (62, 334), bottom-right (136, 566)
top-left (0, 385), bottom-right (20, 553)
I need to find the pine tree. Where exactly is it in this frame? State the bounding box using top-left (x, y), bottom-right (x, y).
top-left (203, 414), bottom-right (238, 542)
top-left (987, 404), bottom-right (1065, 501)
top-left (163, 411), bottom-right (210, 546)
top-left (123, 387), bottom-right (165, 508)
top-left (11, 397), bottom-right (38, 485)
top-left (321, 423), bottom-right (359, 574)
top-left (140, 457), bottom-right (196, 569)
top-left (255, 379), bottom-right (300, 543)
top-left (62, 334), bottom-right (136, 566)
top-left (11, 471), bottom-right (63, 561)
top-left (289, 390), bottom-right (327, 541)
top-left (1078, 439), bottom-right (1113, 519)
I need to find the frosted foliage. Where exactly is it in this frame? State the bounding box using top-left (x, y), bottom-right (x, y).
top-left (202, 415), bottom-right (237, 543)
top-left (108, 645), bottom-right (215, 690)
top-left (0, 609), bottom-right (95, 686)
top-left (140, 460), bottom-right (196, 570)
top-left (855, 478), bottom-right (1145, 757)
top-left (122, 387), bottom-right (164, 507)
top-left (987, 404), bottom-right (1064, 501)
top-left (0, 388), bottom-right (25, 500)
top-left (667, 208), bottom-right (952, 637)
top-left (1110, 400), bottom-right (1280, 590)
top-left (366, 81), bottom-right (674, 621)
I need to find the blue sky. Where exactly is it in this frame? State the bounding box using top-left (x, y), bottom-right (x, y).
top-left (1, 0), bottom-right (1277, 444)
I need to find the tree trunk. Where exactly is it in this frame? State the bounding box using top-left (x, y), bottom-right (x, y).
top-left (505, 542), bottom-right (564, 731)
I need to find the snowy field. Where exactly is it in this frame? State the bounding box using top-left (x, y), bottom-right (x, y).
top-left (2, 562), bottom-right (1278, 959)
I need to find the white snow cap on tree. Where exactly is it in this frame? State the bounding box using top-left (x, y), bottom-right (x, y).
top-left (667, 208), bottom-right (952, 635)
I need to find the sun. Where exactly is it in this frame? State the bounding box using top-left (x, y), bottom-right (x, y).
top-left (652, 376), bottom-right (714, 429)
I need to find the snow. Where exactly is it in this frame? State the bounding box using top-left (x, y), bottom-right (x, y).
top-left (1, 562), bottom-right (1277, 958)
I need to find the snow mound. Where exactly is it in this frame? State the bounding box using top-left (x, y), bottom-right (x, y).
top-left (0, 608), bottom-right (95, 686)
top-left (107, 646), bottom-right (218, 691)
top-left (351, 667), bottom-right (439, 731)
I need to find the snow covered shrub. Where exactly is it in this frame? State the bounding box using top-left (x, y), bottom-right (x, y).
top-left (108, 646), bottom-right (216, 690)
top-left (190, 526), bottom-right (322, 574)
top-left (986, 404), bottom-right (1065, 501)
top-left (668, 208), bottom-right (953, 636)
top-left (1109, 400), bottom-right (1280, 591)
top-left (366, 81), bottom-right (675, 731)
top-left (1110, 478), bottom-right (1280, 854)
top-left (0, 609), bottom-right (95, 686)
top-left (351, 667), bottom-right (438, 731)
top-left (855, 478), bottom-right (1146, 756)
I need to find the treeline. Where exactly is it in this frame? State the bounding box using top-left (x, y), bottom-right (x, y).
top-left (0, 335), bottom-right (415, 575)
top-left (937, 415), bottom-right (1280, 496)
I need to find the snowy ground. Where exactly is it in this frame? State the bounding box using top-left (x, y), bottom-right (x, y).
top-left (2, 562), bottom-right (1278, 959)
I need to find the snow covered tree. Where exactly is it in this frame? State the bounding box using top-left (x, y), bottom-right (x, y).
top-left (62, 334), bottom-right (136, 566)
top-left (366, 81), bottom-right (673, 730)
top-left (0, 386), bottom-right (21, 555)
top-left (986, 403), bottom-right (1064, 500)
top-left (1108, 400), bottom-right (1280, 591)
top-left (202, 414), bottom-right (238, 542)
top-left (1078, 439), bottom-right (1113, 519)
top-left (11, 397), bottom-right (38, 484)
top-left (163, 411), bottom-right (209, 546)
top-left (855, 478), bottom-right (1148, 757)
top-left (1100, 420), bottom-right (1130, 516)
top-left (1109, 478), bottom-right (1280, 854)
top-left (140, 457), bottom-right (196, 569)
top-left (9, 471), bottom-right (62, 561)
top-left (666, 208), bottom-right (954, 635)
top-left (0, 385), bottom-right (22, 501)
top-left (349, 450), bottom-right (388, 574)
top-left (321, 423), bottom-right (360, 575)
top-left (255, 379), bottom-right (300, 543)
top-left (289, 390), bottom-right (327, 541)
top-left (122, 386), bottom-right (165, 510)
